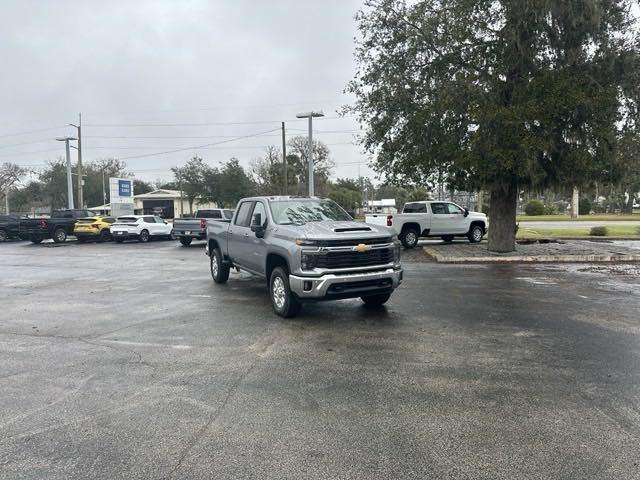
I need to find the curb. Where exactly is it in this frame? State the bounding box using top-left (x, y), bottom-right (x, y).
top-left (517, 236), bottom-right (640, 241)
top-left (423, 247), bottom-right (640, 264)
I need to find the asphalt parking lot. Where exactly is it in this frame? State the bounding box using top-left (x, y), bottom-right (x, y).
top-left (1, 239), bottom-right (640, 479)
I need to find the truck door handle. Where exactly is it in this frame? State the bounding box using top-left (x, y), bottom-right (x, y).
top-left (243, 233), bottom-right (249, 237)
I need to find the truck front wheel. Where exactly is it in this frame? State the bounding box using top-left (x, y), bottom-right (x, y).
top-left (179, 237), bottom-right (193, 247)
top-left (210, 248), bottom-right (230, 284)
top-left (269, 266), bottom-right (301, 318)
top-left (400, 228), bottom-right (419, 249)
top-left (468, 225), bottom-right (484, 243)
top-left (53, 228), bottom-right (67, 243)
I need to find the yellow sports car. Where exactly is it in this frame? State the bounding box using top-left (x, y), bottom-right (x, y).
top-left (74, 216), bottom-right (115, 243)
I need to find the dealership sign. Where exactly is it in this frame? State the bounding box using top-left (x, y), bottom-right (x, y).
top-left (110, 178), bottom-right (134, 217)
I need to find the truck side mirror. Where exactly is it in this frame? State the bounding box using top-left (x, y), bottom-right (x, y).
top-left (464, 208), bottom-right (469, 217)
top-left (250, 214), bottom-right (266, 238)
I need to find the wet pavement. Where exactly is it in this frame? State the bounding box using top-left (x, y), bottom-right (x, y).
top-left (1, 239), bottom-right (639, 479)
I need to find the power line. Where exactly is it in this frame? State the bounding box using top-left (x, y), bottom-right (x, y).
top-left (0, 147), bottom-right (62, 158)
top-left (114, 128), bottom-right (282, 160)
top-left (0, 125), bottom-right (66, 139)
top-left (0, 138), bottom-right (55, 149)
top-left (83, 115), bottom-right (354, 128)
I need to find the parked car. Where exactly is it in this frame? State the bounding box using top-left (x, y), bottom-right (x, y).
top-left (19, 209), bottom-right (95, 244)
top-left (0, 214), bottom-right (21, 242)
top-left (74, 216), bottom-right (115, 243)
top-left (206, 196), bottom-right (403, 318)
top-left (365, 201), bottom-right (487, 248)
top-left (110, 215), bottom-right (173, 243)
top-left (173, 208), bottom-right (234, 246)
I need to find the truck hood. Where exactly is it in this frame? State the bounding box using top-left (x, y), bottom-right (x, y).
top-left (279, 220), bottom-right (394, 241)
top-left (468, 211), bottom-right (487, 219)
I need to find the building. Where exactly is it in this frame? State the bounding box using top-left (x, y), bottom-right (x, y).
top-left (366, 199), bottom-right (397, 214)
top-left (133, 189), bottom-right (217, 218)
top-left (88, 189), bottom-right (218, 219)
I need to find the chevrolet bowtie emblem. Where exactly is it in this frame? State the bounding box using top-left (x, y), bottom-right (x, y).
top-left (353, 244), bottom-right (371, 253)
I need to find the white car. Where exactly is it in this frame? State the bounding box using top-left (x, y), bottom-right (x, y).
top-left (366, 201), bottom-right (487, 249)
top-left (110, 215), bottom-right (173, 243)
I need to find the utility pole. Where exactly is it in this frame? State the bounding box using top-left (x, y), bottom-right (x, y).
top-left (296, 111), bottom-right (324, 197)
top-left (56, 136), bottom-right (77, 209)
top-left (102, 169), bottom-right (106, 207)
top-left (178, 170), bottom-right (184, 217)
top-left (4, 190), bottom-right (9, 214)
top-left (70, 113), bottom-right (83, 207)
top-left (281, 121), bottom-right (287, 195)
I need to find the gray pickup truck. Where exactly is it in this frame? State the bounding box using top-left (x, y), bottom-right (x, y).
top-left (206, 196), bottom-right (403, 317)
top-left (173, 208), bottom-right (234, 246)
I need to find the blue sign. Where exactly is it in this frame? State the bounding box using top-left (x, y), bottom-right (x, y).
top-left (118, 180), bottom-right (132, 197)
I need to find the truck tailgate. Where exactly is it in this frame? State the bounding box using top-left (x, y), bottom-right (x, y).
top-left (364, 214), bottom-right (390, 227)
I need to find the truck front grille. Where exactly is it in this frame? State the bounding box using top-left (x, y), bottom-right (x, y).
top-left (316, 248), bottom-right (393, 269)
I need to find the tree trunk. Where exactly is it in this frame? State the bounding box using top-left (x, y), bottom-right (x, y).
top-left (571, 186), bottom-right (579, 219)
top-left (488, 184), bottom-right (517, 253)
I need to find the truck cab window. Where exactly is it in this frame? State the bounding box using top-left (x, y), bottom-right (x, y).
top-left (403, 203), bottom-right (427, 213)
top-left (234, 202), bottom-right (254, 227)
top-left (447, 203), bottom-right (464, 214)
top-left (431, 203), bottom-right (447, 214)
top-left (251, 202), bottom-right (266, 227)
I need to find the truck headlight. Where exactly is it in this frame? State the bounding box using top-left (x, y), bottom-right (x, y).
top-left (301, 252), bottom-right (319, 270)
top-left (393, 241), bottom-right (401, 266)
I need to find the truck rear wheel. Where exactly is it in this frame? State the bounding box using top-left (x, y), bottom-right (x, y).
top-left (269, 266), bottom-right (301, 318)
top-left (53, 228), bottom-right (67, 243)
top-left (210, 248), bottom-right (230, 284)
top-left (361, 293), bottom-right (391, 306)
top-left (400, 228), bottom-right (419, 249)
top-left (179, 237), bottom-right (193, 246)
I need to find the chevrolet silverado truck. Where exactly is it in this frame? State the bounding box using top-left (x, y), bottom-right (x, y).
top-left (206, 196), bottom-right (403, 317)
top-left (19, 209), bottom-right (95, 244)
top-left (366, 200), bottom-right (487, 249)
top-left (173, 208), bottom-right (234, 246)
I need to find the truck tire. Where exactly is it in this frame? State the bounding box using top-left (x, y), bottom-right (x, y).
top-left (210, 248), bottom-right (230, 284)
top-left (269, 266), bottom-right (301, 318)
top-left (441, 235), bottom-right (454, 243)
top-left (400, 228), bottom-right (419, 249)
top-left (0, 229), bottom-right (7, 242)
top-left (179, 237), bottom-right (193, 247)
top-left (361, 293), bottom-right (391, 306)
top-left (139, 229), bottom-right (150, 243)
top-left (467, 224), bottom-right (484, 243)
top-left (53, 228), bottom-right (67, 243)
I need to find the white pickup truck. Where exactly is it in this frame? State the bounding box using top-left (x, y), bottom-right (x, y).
top-left (365, 201), bottom-right (487, 248)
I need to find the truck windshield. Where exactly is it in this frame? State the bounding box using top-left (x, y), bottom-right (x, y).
top-left (269, 199), bottom-right (352, 225)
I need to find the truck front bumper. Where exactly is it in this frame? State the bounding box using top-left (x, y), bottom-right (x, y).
top-left (289, 268), bottom-right (403, 300)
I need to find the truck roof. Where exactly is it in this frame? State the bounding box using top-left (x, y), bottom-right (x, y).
top-left (240, 196), bottom-right (322, 202)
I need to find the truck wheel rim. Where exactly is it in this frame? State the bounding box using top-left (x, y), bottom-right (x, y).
top-left (211, 255), bottom-right (219, 277)
top-left (272, 277), bottom-right (286, 310)
top-left (56, 231), bottom-right (65, 242)
top-left (473, 228), bottom-right (482, 241)
top-left (0, 231), bottom-right (6, 241)
top-left (406, 232), bottom-right (417, 245)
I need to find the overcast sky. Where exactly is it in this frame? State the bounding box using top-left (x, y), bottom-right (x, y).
top-left (0, 0), bottom-right (372, 184)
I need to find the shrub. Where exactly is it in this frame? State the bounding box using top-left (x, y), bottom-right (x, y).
top-left (590, 226), bottom-right (608, 236)
top-left (544, 203), bottom-right (558, 215)
top-left (524, 200), bottom-right (545, 216)
top-left (579, 198), bottom-right (592, 216)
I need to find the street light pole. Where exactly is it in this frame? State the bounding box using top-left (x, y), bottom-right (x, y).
top-left (295, 111), bottom-right (324, 197)
top-left (56, 136), bottom-right (77, 209)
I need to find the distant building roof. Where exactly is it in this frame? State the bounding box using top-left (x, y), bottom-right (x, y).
top-left (134, 189), bottom-right (182, 199)
top-left (367, 198), bottom-right (396, 207)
